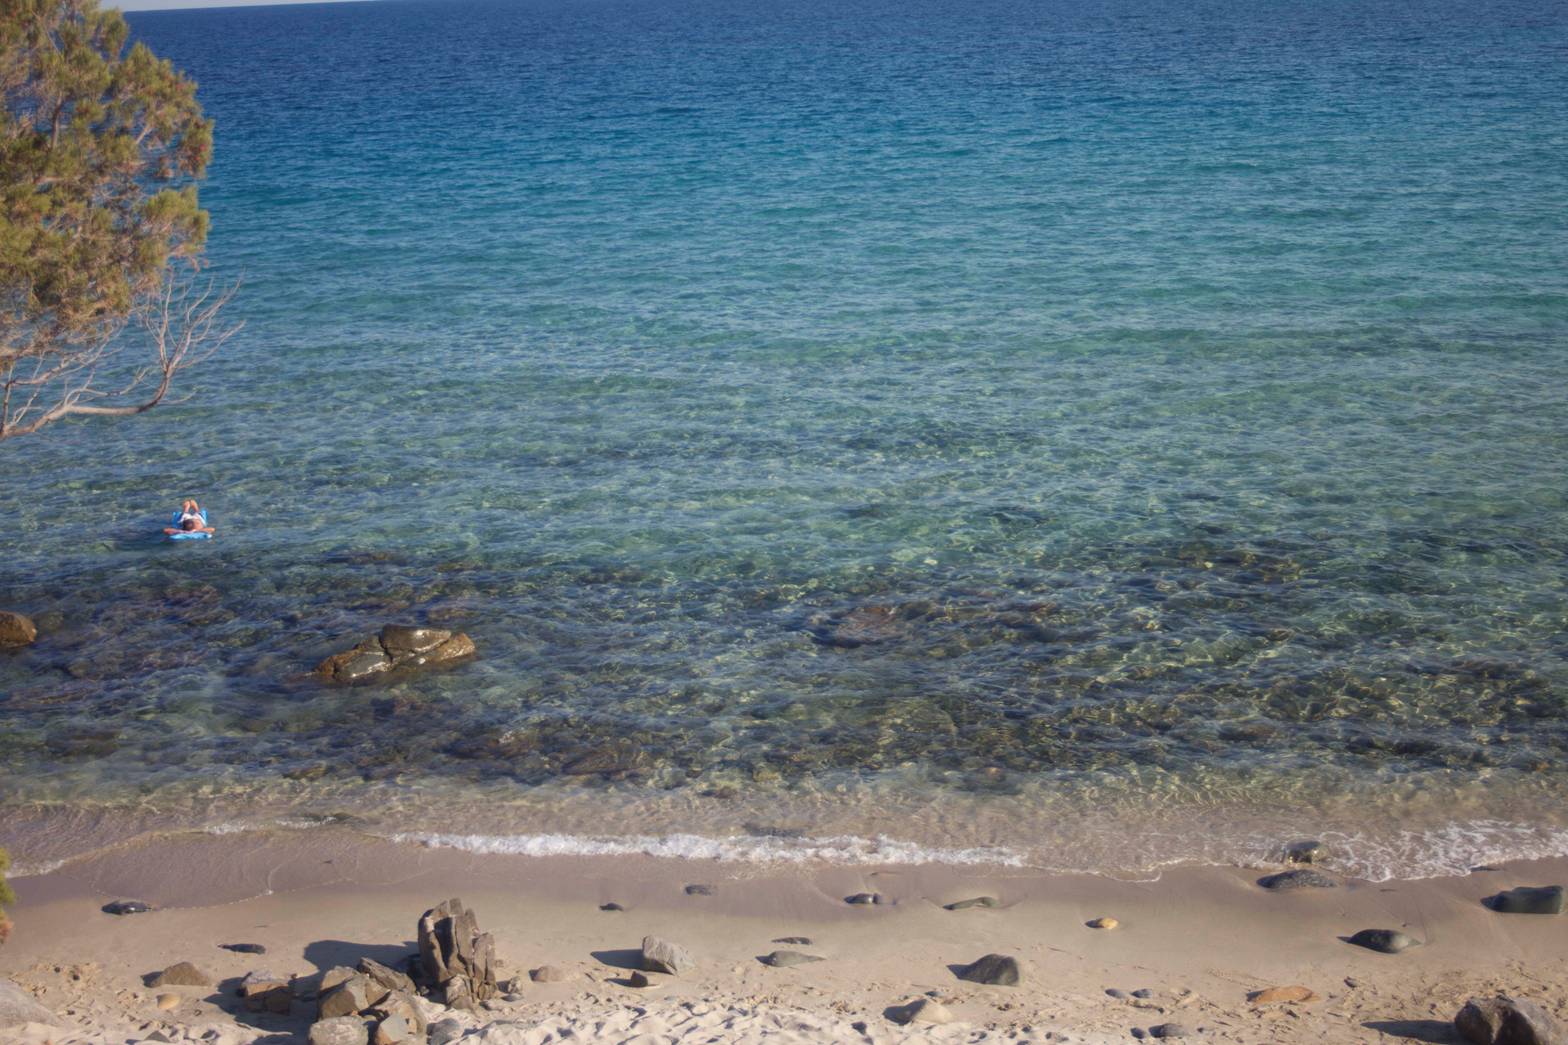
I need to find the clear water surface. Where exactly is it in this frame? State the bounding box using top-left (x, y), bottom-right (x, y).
top-left (2, 0), bottom-right (1566, 880)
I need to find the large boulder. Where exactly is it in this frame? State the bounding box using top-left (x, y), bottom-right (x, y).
top-left (417, 898), bottom-right (497, 1011)
top-left (641, 935), bottom-right (695, 976)
top-left (1457, 996), bottom-right (1563, 1045)
top-left (1347, 929), bottom-right (1417, 954)
top-left (0, 979), bottom-right (55, 1028)
top-left (0, 612), bottom-right (36, 648)
top-left (317, 625), bottom-right (475, 684)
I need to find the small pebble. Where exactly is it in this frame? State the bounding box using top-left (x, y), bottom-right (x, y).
top-left (599, 902), bottom-right (625, 912)
top-left (1132, 988), bottom-right (1153, 999)
top-left (104, 900), bottom-right (154, 916)
top-left (220, 943), bottom-right (267, 955)
top-left (1087, 916), bottom-right (1119, 930)
top-left (773, 936), bottom-right (812, 945)
top-left (1151, 1024), bottom-right (1189, 1039)
top-left (845, 892), bottom-right (882, 905)
top-left (1106, 988), bottom-right (1129, 1000)
top-left (626, 971), bottom-right (650, 988)
top-left (684, 884), bottom-right (714, 896)
top-left (155, 994), bottom-right (180, 1011)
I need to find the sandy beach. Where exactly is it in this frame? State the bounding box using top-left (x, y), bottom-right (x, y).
top-left (2, 827), bottom-right (1565, 1042)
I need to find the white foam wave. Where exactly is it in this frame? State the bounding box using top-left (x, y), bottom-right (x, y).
top-left (7, 857), bottom-right (68, 878)
top-left (389, 831), bottom-right (1030, 868)
top-left (1314, 820), bottom-right (1568, 882)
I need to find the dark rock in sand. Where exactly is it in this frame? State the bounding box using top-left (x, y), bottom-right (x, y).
top-left (1107, 989), bottom-right (1129, 1000)
top-left (1485, 886), bottom-right (1565, 915)
top-left (1459, 998), bottom-right (1509, 1044)
top-left (958, 953), bottom-right (1020, 986)
top-left (773, 937), bottom-right (813, 945)
top-left (684, 884), bottom-right (714, 896)
top-left (1457, 995), bottom-right (1564, 1045)
top-left (600, 902), bottom-right (626, 912)
top-left (1258, 869), bottom-right (1338, 891)
top-left (0, 611), bottom-right (37, 647)
top-left (1347, 929), bottom-right (1417, 954)
top-left (0, 978), bottom-right (55, 1028)
top-left (944, 896), bottom-right (1000, 911)
top-left (1150, 1024), bottom-right (1190, 1038)
top-left (222, 943), bottom-right (267, 955)
top-left (103, 900), bottom-right (154, 915)
top-left (418, 897), bottom-right (498, 1011)
top-left (761, 950), bottom-right (824, 968)
top-left (845, 892), bottom-right (882, 905)
top-left (641, 935), bottom-right (694, 976)
top-left (309, 1017), bottom-right (370, 1045)
top-left (1131, 988), bottom-right (1153, 999)
top-left (1284, 840), bottom-right (1325, 864)
top-left (627, 971), bottom-right (651, 988)
top-left (146, 962), bottom-right (212, 988)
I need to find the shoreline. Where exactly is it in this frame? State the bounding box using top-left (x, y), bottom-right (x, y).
top-left (2, 828), bottom-right (1566, 1042)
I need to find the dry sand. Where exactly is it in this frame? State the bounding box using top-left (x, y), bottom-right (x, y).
top-left (0, 827), bottom-right (1565, 1043)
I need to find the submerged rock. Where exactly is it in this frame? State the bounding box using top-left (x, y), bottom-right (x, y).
top-left (1258, 870), bottom-right (1338, 891)
top-left (1284, 839), bottom-right (1325, 864)
top-left (1484, 886), bottom-right (1565, 915)
top-left (1347, 929), bottom-right (1417, 954)
top-left (102, 900), bottom-right (154, 915)
top-left (845, 892), bottom-right (882, 905)
top-left (0, 611), bottom-right (37, 648)
top-left (317, 625), bottom-right (475, 684)
top-left (957, 953), bottom-right (1020, 986)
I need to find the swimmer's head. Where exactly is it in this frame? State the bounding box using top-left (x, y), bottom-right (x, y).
top-left (181, 517), bottom-right (199, 531)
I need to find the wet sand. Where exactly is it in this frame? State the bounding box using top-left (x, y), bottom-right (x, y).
top-left (1, 828), bottom-right (1566, 1042)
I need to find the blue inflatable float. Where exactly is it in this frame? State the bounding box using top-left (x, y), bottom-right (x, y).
top-left (167, 508), bottom-right (212, 540)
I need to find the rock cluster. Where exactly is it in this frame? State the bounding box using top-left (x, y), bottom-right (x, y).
top-left (1456, 995), bottom-right (1562, 1045)
top-left (316, 625), bottom-right (476, 684)
top-left (417, 898), bottom-right (498, 1011)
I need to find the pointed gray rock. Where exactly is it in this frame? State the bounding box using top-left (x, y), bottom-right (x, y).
top-left (641, 935), bottom-right (695, 976)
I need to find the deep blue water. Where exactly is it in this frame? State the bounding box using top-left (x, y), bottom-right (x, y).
top-left (2, 0), bottom-right (1567, 878)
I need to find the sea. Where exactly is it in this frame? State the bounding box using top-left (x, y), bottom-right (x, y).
top-left (2, 0), bottom-right (1567, 883)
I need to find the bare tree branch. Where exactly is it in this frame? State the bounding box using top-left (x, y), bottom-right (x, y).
top-left (0, 271), bottom-right (241, 439)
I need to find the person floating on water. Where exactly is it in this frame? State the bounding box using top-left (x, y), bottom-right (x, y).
top-left (164, 499), bottom-right (215, 536)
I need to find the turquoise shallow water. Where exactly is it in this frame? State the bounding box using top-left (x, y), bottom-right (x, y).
top-left (2, 0), bottom-right (1567, 878)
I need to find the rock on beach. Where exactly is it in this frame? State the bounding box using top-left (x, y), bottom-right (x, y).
top-left (0, 979), bottom-right (55, 1028)
top-left (957, 954), bottom-right (1020, 986)
top-left (1485, 886), bottom-right (1565, 915)
top-left (641, 935), bottom-right (695, 976)
top-left (1456, 995), bottom-right (1563, 1045)
top-left (1258, 869), bottom-right (1338, 891)
top-left (1347, 929), bottom-right (1417, 954)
